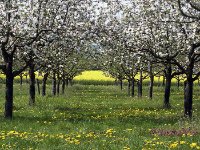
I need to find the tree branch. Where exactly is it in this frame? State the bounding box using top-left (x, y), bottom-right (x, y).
top-left (172, 70), bottom-right (184, 78)
top-left (193, 71), bottom-right (200, 81)
top-left (188, 0), bottom-right (200, 11)
top-left (171, 58), bottom-right (186, 73)
top-left (28, 29), bottom-right (52, 46)
top-left (178, 0), bottom-right (200, 19)
top-left (13, 64), bottom-right (29, 77)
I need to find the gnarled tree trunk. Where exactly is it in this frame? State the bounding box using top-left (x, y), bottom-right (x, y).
top-left (163, 64), bottom-right (172, 108)
top-left (5, 61), bottom-right (14, 119)
top-left (128, 79), bottom-right (131, 96)
top-left (20, 73), bottom-right (23, 86)
top-left (42, 73), bottom-right (49, 96)
top-left (29, 63), bottom-right (35, 105)
top-left (184, 75), bottom-right (193, 118)
top-left (177, 76), bottom-right (180, 89)
top-left (57, 78), bottom-right (60, 95)
top-left (149, 74), bottom-right (154, 99)
top-left (148, 62), bottom-right (154, 99)
top-left (138, 70), bottom-right (143, 98)
top-left (131, 78), bottom-right (134, 97)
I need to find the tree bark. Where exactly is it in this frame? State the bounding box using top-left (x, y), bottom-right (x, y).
top-left (20, 73), bottom-right (23, 86)
top-left (128, 79), bottom-right (131, 96)
top-left (57, 78), bottom-right (60, 95)
top-left (4, 62), bottom-right (14, 119)
top-left (131, 78), bottom-right (134, 97)
top-left (138, 70), bottom-right (142, 98)
top-left (148, 62), bottom-right (154, 99)
top-left (163, 64), bottom-right (172, 108)
top-left (52, 72), bottom-right (56, 96)
top-left (149, 74), bottom-right (154, 99)
top-left (42, 73), bottom-right (49, 96)
top-left (177, 76), bottom-right (180, 89)
top-left (29, 63), bottom-right (35, 105)
top-left (184, 77), bottom-right (193, 118)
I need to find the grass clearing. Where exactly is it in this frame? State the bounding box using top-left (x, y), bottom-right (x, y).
top-left (0, 82), bottom-right (199, 149)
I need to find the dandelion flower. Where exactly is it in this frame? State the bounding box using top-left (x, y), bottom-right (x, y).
top-left (169, 143), bottom-right (178, 149)
top-left (190, 143), bottom-right (197, 148)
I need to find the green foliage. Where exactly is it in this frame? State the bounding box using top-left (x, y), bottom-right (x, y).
top-left (0, 83), bottom-right (199, 149)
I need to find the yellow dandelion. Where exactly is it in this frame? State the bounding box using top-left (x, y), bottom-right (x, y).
top-left (76, 134), bottom-right (81, 138)
top-left (169, 143), bottom-right (178, 149)
top-left (180, 141), bottom-right (186, 144)
top-left (123, 146), bottom-right (131, 150)
top-left (190, 143), bottom-right (197, 148)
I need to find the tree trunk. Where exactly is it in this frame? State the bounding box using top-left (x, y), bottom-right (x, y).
top-left (42, 73), bottom-right (49, 96)
top-left (163, 64), bottom-right (172, 108)
top-left (184, 78), bottom-right (193, 118)
top-left (149, 74), bottom-right (154, 99)
top-left (52, 72), bottom-right (56, 96)
top-left (138, 70), bottom-right (142, 98)
top-left (57, 78), bottom-right (60, 95)
top-left (148, 62), bottom-right (154, 99)
top-left (29, 64), bottom-right (35, 105)
top-left (131, 78), bottom-right (134, 97)
top-left (4, 62), bottom-right (14, 119)
top-left (128, 79), bottom-right (131, 96)
top-left (36, 79), bottom-right (40, 95)
top-left (20, 73), bottom-right (23, 86)
top-left (177, 76), bottom-right (180, 89)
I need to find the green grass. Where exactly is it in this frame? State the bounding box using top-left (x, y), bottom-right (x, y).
top-left (0, 83), bottom-right (200, 150)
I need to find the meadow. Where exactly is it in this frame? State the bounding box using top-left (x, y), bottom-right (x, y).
top-left (0, 71), bottom-right (199, 150)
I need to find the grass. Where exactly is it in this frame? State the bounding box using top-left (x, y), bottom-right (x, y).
top-left (0, 81), bottom-right (200, 149)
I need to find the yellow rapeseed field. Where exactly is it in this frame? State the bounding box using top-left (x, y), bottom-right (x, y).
top-left (74, 70), bottom-right (115, 81)
top-left (74, 70), bottom-right (181, 83)
top-left (0, 70), bottom-right (186, 83)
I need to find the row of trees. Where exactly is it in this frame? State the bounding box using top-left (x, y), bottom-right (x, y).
top-left (0, 0), bottom-right (96, 118)
top-left (96, 0), bottom-right (199, 118)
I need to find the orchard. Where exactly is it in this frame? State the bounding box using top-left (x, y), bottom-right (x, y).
top-left (0, 0), bottom-right (200, 149)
